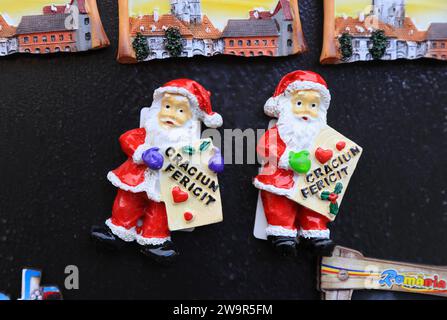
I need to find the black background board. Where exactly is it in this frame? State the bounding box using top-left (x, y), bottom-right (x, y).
top-left (0, 0), bottom-right (446, 299)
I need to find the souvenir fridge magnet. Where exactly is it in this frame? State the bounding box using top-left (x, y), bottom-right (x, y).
top-left (253, 70), bottom-right (363, 257)
top-left (320, 0), bottom-right (447, 64)
top-left (91, 79), bottom-right (224, 264)
top-left (117, 0), bottom-right (306, 63)
top-left (0, 269), bottom-right (62, 300)
top-left (319, 246), bottom-right (447, 300)
top-left (0, 0), bottom-right (109, 57)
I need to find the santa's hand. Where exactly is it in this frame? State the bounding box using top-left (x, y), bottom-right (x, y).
top-left (208, 148), bottom-right (224, 174)
top-left (289, 150), bottom-right (311, 174)
top-left (142, 148), bottom-right (164, 170)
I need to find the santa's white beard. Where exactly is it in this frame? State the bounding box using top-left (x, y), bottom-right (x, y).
top-left (143, 103), bottom-right (200, 149)
top-left (276, 106), bottom-right (327, 152)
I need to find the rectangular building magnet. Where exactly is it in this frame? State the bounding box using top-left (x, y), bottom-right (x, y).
top-left (320, 0), bottom-right (447, 64)
top-left (117, 0), bottom-right (306, 63)
top-left (0, 0), bottom-right (109, 57)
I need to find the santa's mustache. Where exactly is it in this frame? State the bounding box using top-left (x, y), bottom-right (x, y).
top-left (159, 116), bottom-right (180, 127)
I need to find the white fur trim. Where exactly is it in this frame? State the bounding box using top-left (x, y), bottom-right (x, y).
top-left (253, 178), bottom-right (293, 197)
top-left (203, 112), bottom-right (223, 128)
top-left (264, 81), bottom-right (331, 118)
top-left (299, 229), bottom-right (330, 239)
top-left (107, 170), bottom-right (161, 202)
top-left (278, 148), bottom-right (292, 170)
top-left (266, 225), bottom-right (298, 237)
top-left (264, 96), bottom-right (279, 118)
top-left (105, 219), bottom-right (136, 242)
top-left (132, 144), bottom-right (150, 164)
top-left (153, 86), bottom-right (222, 128)
top-left (136, 234), bottom-right (170, 246)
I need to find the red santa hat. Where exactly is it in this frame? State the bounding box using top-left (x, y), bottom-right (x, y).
top-left (153, 78), bottom-right (223, 128)
top-left (264, 70), bottom-right (331, 118)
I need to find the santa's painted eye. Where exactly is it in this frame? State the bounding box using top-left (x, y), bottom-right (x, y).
top-left (297, 101), bottom-right (302, 106)
top-left (165, 105), bottom-right (170, 109)
top-left (311, 103), bottom-right (317, 108)
top-left (178, 109), bottom-right (183, 113)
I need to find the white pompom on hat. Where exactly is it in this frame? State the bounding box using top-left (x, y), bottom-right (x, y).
top-left (264, 70), bottom-right (331, 118)
top-left (153, 78), bottom-right (223, 128)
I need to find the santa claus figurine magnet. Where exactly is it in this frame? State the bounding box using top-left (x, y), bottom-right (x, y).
top-left (91, 79), bottom-right (224, 264)
top-left (253, 70), bottom-right (363, 257)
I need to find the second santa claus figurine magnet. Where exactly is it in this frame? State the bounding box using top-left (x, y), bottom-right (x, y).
top-left (91, 79), bottom-right (224, 264)
top-left (253, 70), bottom-right (363, 257)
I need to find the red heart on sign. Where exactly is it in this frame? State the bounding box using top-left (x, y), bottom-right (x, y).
top-left (336, 141), bottom-right (346, 151)
top-left (184, 212), bottom-right (194, 222)
top-left (172, 186), bottom-right (188, 203)
top-left (315, 148), bottom-right (333, 164)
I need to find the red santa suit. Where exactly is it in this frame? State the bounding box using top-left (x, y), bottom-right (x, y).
top-left (105, 79), bottom-right (223, 246)
top-left (253, 70), bottom-right (333, 240)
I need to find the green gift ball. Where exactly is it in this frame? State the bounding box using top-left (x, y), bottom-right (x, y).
top-left (289, 150), bottom-right (311, 174)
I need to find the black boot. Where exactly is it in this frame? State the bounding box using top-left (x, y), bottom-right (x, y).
top-left (90, 225), bottom-right (125, 250)
top-left (267, 236), bottom-right (298, 257)
top-left (140, 240), bottom-right (179, 265)
top-left (300, 237), bottom-right (335, 256)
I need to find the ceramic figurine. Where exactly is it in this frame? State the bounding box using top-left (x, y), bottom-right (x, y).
top-left (91, 79), bottom-right (224, 264)
top-left (0, 269), bottom-right (62, 300)
top-left (117, 0), bottom-right (306, 63)
top-left (0, 0), bottom-right (109, 57)
top-left (253, 70), bottom-right (363, 257)
top-left (321, 0), bottom-right (447, 64)
top-left (320, 246), bottom-right (447, 300)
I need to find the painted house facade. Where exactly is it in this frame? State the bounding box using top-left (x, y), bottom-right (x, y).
top-left (336, 0), bottom-right (427, 62)
top-left (130, 14), bottom-right (194, 59)
top-left (271, 0), bottom-right (295, 56)
top-left (42, 0), bottom-right (92, 52)
top-left (222, 19), bottom-right (279, 56)
top-left (16, 14), bottom-right (77, 54)
top-left (0, 15), bottom-right (18, 56)
top-left (132, 0), bottom-right (223, 60)
top-left (249, 0), bottom-right (295, 56)
top-left (426, 23), bottom-right (447, 60)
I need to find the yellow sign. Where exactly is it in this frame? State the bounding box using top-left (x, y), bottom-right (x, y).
top-left (289, 126), bottom-right (363, 220)
top-left (160, 139), bottom-right (223, 231)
